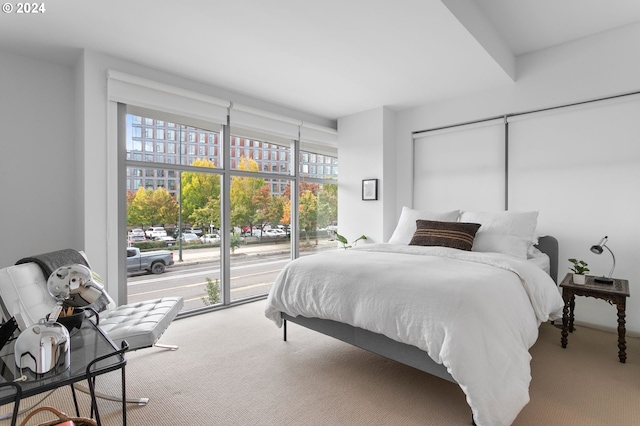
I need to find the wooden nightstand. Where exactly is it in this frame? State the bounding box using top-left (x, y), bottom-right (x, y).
top-left (559, 273), bottom-right (630, 363)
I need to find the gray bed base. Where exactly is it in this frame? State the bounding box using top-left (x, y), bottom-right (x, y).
top-left (281, 236), bottom-right (559, 384)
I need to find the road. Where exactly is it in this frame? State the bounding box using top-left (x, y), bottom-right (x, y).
top-left (126, 239), bottom-right (334, 311)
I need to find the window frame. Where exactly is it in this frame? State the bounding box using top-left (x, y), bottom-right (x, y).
top-left (121, 108), bottom-right (337, 315)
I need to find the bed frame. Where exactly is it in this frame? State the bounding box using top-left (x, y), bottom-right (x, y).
top-left (281, 236), bottom-right (559, 383)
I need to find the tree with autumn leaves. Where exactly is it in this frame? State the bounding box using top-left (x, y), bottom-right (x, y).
top-left (127, 187), bottom-right (179, 228)
top-left (126, 156), bottom-right (337, 237)
top-left (281, 181), bottom-right (338, 244)
top-left (181, 158), bottom-right (221, 230)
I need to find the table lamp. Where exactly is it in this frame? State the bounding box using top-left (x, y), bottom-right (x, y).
top-left (590, 236), bottom-right (615, 284)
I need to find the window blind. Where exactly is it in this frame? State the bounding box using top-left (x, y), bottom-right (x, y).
top-left (412, 118), bottom-right (505, 211)
top-left (107, 70), bottom-right (230, 127)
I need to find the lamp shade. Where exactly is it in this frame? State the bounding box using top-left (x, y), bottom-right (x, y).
top-left (590, 236), bottom-right (608, 254)
top-left (590, 236), bottom-right (615, 283)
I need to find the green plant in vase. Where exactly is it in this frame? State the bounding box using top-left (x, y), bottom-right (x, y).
top-left (568, 258), bottom-right (589, 284)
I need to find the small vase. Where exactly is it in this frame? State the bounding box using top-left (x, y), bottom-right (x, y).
top-left (573, 273), bottom-right (586, 285)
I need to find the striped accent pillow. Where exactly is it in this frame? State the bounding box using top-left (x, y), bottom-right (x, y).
top-left (409, 220), bottom-right (481, 251)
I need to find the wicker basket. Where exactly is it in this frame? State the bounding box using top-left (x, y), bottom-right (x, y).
top-left (19, 406), bottom-right (97, 426)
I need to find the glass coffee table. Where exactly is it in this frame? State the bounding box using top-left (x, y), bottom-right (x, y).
top-left (0, 317), bottom-right (127, 426)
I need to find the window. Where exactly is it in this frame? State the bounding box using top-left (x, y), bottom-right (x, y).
top-left (230, 136), bottom-right (290, 175)
top-left (123, 107), bottom-right (337, 316)
top-left (300, 151), bottom-right (338, 180)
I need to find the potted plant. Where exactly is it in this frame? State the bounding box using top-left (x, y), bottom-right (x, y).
top-left (568, 258), bottom-right (589, 284)
top-left (335, 233), bottom-right (367, 250)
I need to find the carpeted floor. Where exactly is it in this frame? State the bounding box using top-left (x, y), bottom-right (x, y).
top-left (4, 301), bottom-right (640, 425)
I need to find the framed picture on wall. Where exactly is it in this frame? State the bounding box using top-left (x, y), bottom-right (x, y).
top-left (362, 179), bottom-right (378, 201)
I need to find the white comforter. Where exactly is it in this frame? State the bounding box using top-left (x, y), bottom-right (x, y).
top-left (265, 244), bottom-right (564, 426)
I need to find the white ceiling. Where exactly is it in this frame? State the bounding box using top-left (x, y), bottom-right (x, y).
top-left (1, 0), bottom-right (639, 121)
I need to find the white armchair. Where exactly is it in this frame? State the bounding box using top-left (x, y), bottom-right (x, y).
top-left (0, 249), bottom-right (184, 405)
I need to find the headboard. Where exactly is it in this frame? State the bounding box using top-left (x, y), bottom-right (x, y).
top-left (535, 235), bottom-right (559, 284)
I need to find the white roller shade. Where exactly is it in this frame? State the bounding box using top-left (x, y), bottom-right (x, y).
top-left (300, 122), bottom-right (338, 157)
top-left (230, 104), bottom-right (301, 141)
top-left (413, 118), bottom-right (505, 211)
top-left (107, 70), bottom-right (229, 125)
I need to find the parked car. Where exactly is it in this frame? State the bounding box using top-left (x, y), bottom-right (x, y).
top-left (173, 228), bottom-right (202, 238)
top-left (126, 247), bottom-right (174, 274)
top-left (181, 233), bottom-right (200, 243)
top-left (200, 233), bottom-right (220, 243)
top-left (128, 228), bottom-right (145, 237)
top-left (127, 235), bottom-right (146, 244)
top-left (264, 229), bottom-right (285, 237)
top-left (145, 227), bottom-right (167, 239)
top-left (155, 235), bottom-right (176, 246)
top-left (185, 228), bottom-right (203, 236)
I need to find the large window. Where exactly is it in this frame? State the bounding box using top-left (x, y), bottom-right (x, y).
top-left (123, 111), bottom-right (338, 315)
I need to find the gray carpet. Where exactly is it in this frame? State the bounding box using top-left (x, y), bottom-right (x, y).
top-left (5, 301), bottom-right (640, 425)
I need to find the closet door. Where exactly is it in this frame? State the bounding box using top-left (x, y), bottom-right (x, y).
top-left (508, 96), bottom-right (640, 235)
top-left (413, 119), bottom-right (505, 212)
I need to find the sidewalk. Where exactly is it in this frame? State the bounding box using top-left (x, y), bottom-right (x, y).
top-left (171, 238), bottom-right (335, 265)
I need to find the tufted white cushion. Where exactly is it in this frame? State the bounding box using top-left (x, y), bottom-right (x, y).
top-left (0, 262), bottom-right (183, 351)
top-left (98, 297), bottom-right (183, 349)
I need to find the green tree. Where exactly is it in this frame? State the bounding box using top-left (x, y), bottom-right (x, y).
top-left (181, 158), bottom-right (221, 228)
top-left (190, 196), bottom-right (221, 232)
top-left (127, 187), bottom-right (179, 227)
top-left (230, 157), bottom-right (267, 233)
top-left (317, 183), bottom-right (338, 229)
top-left (127, 187), bottom-right (153, 227)
top-left (152, 187), bottom-right (180, 225)
top-left (299, 189), bottom-right (318, 244)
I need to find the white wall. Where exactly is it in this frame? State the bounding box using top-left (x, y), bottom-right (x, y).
top-left (382, 109), bottom-right (397, 239)
top-left (0, 51), bottom-right (80, 268)
top-left (338, 107), bottom-right (396, 244)
top-left (390, 22), bottom-right (640, 334)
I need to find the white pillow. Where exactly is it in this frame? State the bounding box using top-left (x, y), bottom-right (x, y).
top-left (459, 211), bottom-right (538, 259)
top-left (388, 207), bottom-right (460, 245)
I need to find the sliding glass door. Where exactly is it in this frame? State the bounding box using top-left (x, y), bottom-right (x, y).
top-left (123, 109), bottom-right (338, 315)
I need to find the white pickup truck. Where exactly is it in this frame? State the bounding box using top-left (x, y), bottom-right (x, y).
top-left (126, 247), bottom-right (174, 274)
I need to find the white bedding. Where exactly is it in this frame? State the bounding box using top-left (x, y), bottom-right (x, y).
top-left (265, 244), bottom-right (564, 426)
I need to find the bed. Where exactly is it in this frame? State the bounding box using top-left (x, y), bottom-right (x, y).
top-left (265, 209), bottom-right (565, 426)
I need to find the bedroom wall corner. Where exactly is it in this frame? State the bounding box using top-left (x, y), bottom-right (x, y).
top-left (338, 107), bottom-right (393, 244)
top-left (382, 108), bottom-right (398, 242)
